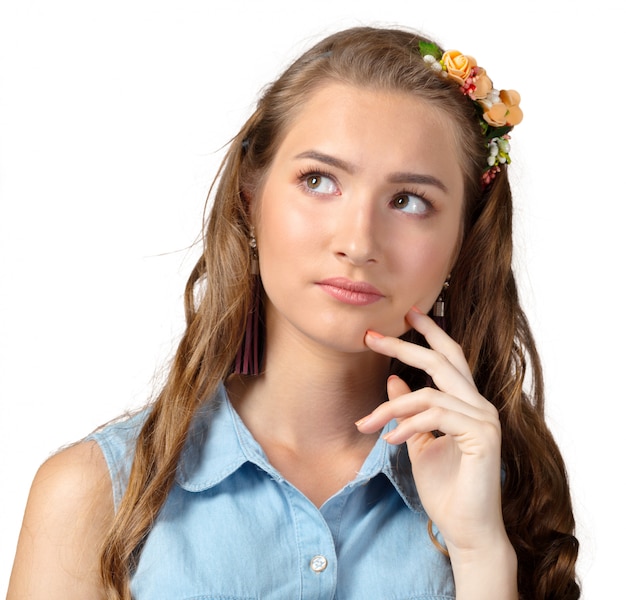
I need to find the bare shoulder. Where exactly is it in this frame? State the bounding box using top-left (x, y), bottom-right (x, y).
top-left (28, 439), bottom-right (111, 506)
top-left (7, 440), bottom-right (113, 599)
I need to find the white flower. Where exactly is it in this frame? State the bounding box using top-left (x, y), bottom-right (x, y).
top-left (497, 138), bottom-right (511, 153)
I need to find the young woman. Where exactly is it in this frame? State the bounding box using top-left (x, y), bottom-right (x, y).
top-left (8, 27), bottom-right (580, 599)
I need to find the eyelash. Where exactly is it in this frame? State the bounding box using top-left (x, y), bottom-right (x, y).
top-left (296, 168), bottom-right (339, 195)
top-left (296, 167), bottom-right (435, 216)
top-left (390, 189), bottom-right (434, 215)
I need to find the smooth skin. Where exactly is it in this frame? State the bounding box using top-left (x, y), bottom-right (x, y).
top-left (7, 441), bottom-right (112, 599)
top-left (360, 308), bottom-right (518, 598)
top-left (254, 84), bottom-right (464, 352)
top-left (233, 83), bottom-right (517, 598)
top-left (8, 83), bottom-right (517, 599)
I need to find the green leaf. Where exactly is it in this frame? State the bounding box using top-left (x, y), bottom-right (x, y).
top-left (418, 41), bottom-right (443, 61)
top-left (486, 125), bottom-right (513, 139)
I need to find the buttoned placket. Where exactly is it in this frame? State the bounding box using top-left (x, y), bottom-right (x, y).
top-left (281, 482), bottom-right (338, 599)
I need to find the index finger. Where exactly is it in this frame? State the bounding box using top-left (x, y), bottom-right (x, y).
top-left (364, 330), bottom-right (483, 409)
top-left (405, 308), bottom-right (474, 383)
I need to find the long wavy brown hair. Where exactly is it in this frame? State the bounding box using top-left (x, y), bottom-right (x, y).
top-left (100, 27), bottom-right (579, 599)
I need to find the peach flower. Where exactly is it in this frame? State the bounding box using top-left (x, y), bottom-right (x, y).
top-left (471, 67), bottom-right (493, 100)
top-left (480, 89), bottom-right (523, 127)
top-left (441, 50), bottom-right (477, 84)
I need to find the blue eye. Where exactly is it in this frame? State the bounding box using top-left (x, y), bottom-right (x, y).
top-left (392, 193), bottom-right (430, 215)
top-left (303, 173), bottom-right (338, 195)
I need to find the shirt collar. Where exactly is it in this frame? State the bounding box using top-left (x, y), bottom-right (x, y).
top-left (176, 382), bottom-right (423, 513)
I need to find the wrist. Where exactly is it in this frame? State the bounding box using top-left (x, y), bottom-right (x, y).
top-left (448, 536), bottom-right (518, 600)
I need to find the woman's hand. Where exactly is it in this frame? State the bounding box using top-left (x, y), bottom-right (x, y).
top-left (357, 307), bottom-right (517, 598)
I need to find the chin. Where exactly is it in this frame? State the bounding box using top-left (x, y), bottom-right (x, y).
top-left (326, 320), bottom-right (409, 353)
top-left (373, 318), bottom-right (412, 339)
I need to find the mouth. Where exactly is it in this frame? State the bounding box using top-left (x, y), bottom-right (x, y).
top-left (316, 277), bottom-right (385, 306)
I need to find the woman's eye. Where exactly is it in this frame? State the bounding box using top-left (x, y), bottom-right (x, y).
top-left (392, 193), bottom-right (430, 215)
top-left (303, 173), bottom-right (338, 195)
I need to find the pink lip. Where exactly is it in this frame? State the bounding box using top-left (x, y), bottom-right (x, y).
top-left (316, 277), bottom-right (384, 306)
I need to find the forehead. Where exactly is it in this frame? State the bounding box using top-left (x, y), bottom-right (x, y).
top-left (272, 82), bottom-right (464, 193)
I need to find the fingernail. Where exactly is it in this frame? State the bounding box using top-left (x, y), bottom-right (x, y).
top-left (410, 305), bottom-right (424, 315)
top-left (383, 430), bottom-right (397, 443)
top-left (355, 415), bottom-right (371, 428)
top-left (365, 329), bottom-right (384, 339)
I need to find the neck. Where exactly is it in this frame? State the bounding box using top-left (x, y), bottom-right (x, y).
top-left (226, 333), bottom-right (390, 453)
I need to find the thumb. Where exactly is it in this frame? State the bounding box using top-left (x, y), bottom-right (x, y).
top-left (387, 374), bottom-right (411, 401)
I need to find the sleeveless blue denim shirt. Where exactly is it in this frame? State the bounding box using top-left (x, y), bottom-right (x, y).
top-left (89, 383), bottom-right (455, 599)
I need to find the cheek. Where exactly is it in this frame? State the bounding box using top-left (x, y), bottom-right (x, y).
top-left (398, 231), bottom-right (457, 277)
top-left (390, 232), bottom-right (458, 311)
top-left (256, 176), bottom-right (334, 251)
top-left (255, 188), bottom-right (325, 276)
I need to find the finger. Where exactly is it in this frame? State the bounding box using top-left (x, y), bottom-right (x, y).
top-left (386, 382), bottom-right (494, 424)
top-left (388, 372), bottom-right (411, 400)
top-left (406, 307), bottom-right (474, 383)
top-left (355, 375), bottom-right (409, 433)
top-left (364, 331), bottom-right (485, 410)
top-left (383, 405), bottom-right (502, 452)
top-left (356, 377), bottom-right (496, 434)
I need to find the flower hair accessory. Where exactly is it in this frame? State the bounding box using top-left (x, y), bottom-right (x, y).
top-left (418, 41), bottom-right (522, 187)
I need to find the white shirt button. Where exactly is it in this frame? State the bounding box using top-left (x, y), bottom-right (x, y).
top-left (309, 554), bottom-right (328, 573)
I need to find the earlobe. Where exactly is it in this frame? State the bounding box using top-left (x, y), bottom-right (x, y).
top-left (240, 181), bottom-right (259, 212)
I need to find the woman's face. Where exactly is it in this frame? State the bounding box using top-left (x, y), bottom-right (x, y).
top-left (251, 82), bottom-right (465, 354)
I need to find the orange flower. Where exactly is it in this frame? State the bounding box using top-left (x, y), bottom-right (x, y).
top-left (471, 67), bottom-right (493, 100)
top-left (480, 89), bottom-right (523, 127)
top-left (441, 50), bottom-right (477, 84)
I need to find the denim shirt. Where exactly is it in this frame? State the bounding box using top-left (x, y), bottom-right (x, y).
top-left (89, 383), bottom-right (455, 599)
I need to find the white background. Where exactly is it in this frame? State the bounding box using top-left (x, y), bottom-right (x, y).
top-left (1, 1), bottom-right (623, 597)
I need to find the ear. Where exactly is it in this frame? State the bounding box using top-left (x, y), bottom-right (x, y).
top-left (243, 179), bottom-right (265, 227)
top-left (243, 189), bottom-right (259, 227)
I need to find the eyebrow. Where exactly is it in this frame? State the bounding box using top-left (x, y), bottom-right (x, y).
top-left (295, 150), bottom-right (354, 173)
top-left (294, 150), bottom-right (448, 193)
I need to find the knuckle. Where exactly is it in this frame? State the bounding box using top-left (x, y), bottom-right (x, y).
top-left (427, 351), bottom-right (450, 376)
top-left (428, 404), bottom-right (447, 421)
top-left (391, 336), bottom-right (410, 357)
top-left (448, 339), bottom-right (464, 360)
top-left (483, 400), bottom-right (500, 421)
top-left (416, 386), bottom-right (437, 404)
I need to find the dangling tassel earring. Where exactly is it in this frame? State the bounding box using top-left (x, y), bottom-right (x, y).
top-left (233, 227), bottom-right (264, 375)
top-left (433, 277), bottom-right (450, 329)
top-left (248, 227), bottom-right (258, 275)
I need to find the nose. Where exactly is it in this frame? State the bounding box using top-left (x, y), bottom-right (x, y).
top-left (332, 196), bottom-right (380, 266)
